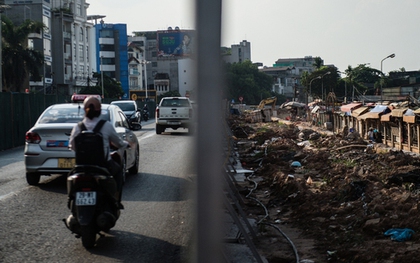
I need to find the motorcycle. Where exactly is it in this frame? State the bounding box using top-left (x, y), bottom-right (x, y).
top-left (142, 109), bottom-right (149, 121)
top-left (64, 151), bottom-right (122, 249)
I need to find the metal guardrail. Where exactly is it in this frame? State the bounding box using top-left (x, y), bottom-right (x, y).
top-left (222, 118), bottom-right (264, 263)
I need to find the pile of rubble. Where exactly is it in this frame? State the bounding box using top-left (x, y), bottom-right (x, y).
top-left (229, 114), bottom-right (420, 262)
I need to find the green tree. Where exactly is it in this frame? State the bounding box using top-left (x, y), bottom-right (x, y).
top-left (224, 60), bottom-right (275, 105)
top-left (313, 57), bottom-right (324, 69)
top-left (343, 64), bottom-right (381, 96)
top-left (303, 67), bottom-right (340, 101)
top-left (1, 16), bottom-right (45, 92)
top-left (79, 72), bottom-right (124, 99)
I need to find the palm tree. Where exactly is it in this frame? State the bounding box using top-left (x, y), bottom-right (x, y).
top-left (313, 57), bottom-right (324, 69)
top-left (1, 16), bottom-right (44, 92)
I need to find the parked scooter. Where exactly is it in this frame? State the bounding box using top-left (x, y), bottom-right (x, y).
top-left (142, 109), bottom-right (149, 121)
top-left (63, 151), bottom-right (122, 248)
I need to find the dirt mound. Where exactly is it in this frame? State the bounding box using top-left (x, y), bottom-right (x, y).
top-left (229, 114), bottom-right (420, 262)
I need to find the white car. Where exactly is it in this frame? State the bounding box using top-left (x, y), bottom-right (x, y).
top-left (155, 97), bottom-right (193, 134)
top-left (24, 95), bottom-right (141, 185)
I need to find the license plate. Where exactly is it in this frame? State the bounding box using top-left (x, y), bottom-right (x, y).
top-left (168, 121), bottom-right (181, 125)
top-left (58, 158), bottom-right (75, 168)
top-left (76, 191), bottom-right (96, 206)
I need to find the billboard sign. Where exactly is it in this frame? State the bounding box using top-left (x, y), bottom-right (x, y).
top-left (157, 30), bottom-right (195, 57)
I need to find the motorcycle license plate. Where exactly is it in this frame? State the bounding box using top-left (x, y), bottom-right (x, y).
top-left (75, 191), bottom-right (96, 206)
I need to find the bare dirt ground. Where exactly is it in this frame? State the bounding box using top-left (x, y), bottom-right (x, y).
top-left (228, 113), bottom-right (420, 263)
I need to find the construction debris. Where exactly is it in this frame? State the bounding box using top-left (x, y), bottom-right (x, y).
top-left (228, 113), bottom-right (420, 262)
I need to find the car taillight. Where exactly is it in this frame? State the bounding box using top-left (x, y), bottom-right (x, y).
top-left (156, 108), bottom-right (159, 118)
top-left (25, 131), bottom-right (41, 144)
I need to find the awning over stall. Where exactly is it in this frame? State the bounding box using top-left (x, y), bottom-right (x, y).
top-left (357, 105), bottom-right (390, 120)
top-left (351, 106), bottom-right (369, 117)
top-left (413, 108), bottom-right (420, 115)
top-left (358, 111), bottom-right (381, 120)
top-left (340, 103), bottom-right (362, 113)
top-left (381, 113), bottom-right (391, 122)
top-left (391, 108), bottom-right (408, 117)
top-left (311, 105), bottom-right (320, 113)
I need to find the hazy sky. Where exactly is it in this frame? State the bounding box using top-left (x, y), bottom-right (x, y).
top-left (88, 0), bottom-right (420, 74)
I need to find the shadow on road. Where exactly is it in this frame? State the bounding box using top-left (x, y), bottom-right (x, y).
top-left (89, 229), bottom-right (190, 262)
top-left (123, 172), bottom-right (194, 202)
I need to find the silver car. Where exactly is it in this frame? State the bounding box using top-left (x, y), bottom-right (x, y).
top-left (24, 97), bottom-right (140, 185)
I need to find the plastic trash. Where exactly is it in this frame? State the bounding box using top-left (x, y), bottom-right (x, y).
top-left (291, 161), bottom-right (302, 167)
top-left (384, 228), bottom-right (415, 242)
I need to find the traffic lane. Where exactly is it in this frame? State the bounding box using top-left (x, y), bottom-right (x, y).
top-left (0, 125), bottom-right (195, 262)
top-left (0, 146), bottom-right (29, 200)
top-left (122, 124), bottom-right (195, 261)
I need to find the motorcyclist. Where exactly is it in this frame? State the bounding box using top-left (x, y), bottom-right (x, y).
top-left (142, 104), bottom-right (149, 120)
top-left (143, 103), bottom-right (149, 113)
top-left (69, 96), bottom-right (129, 207)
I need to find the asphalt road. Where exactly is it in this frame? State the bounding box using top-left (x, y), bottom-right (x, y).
top-left (0, 120), bottom-right (196, 263)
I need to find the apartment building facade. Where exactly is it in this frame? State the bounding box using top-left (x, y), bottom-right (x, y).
top-left (94, 22), bottom-right (129, 99)
top-left (222, 40), bottom-right (251, 64)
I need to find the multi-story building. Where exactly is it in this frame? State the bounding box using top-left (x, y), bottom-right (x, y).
top-left (4, 0), bottom-right (53, 93)
top-left (131, 31), bottom-right (156, 94)
top-left (127, 42), bottom-right (143, 91)
top-left (131, 28), bottom-right (196, 99)
top-left (51, 0), bottom-right (95, 95)
top-left (261, 56), bottom-right (320, 101)
top-left (5, 0), bottom-right (95, 95)
top-left (221, 40), bottom-right (251, 64)
top-left (127, 35), bottom-right (151, 97)
top-left (273, 56), bottom-right (318, 74)
top-left (94, 22), bottom-right (129, 99)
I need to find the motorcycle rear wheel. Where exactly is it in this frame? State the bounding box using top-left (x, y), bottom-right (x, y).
top-left (81, 226), bottom-right (97, 248)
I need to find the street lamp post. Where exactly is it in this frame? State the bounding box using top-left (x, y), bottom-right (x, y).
top-left (321, 71), bottom-right (331, 101)
top-left (309, 76), bottom-right (321, 103)
top-left (140, 60), bottom-right (151, 100)
top-left (380, 53), bottom-right (395, 102)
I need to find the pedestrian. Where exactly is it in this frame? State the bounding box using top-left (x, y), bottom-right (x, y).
top-left (367, 127), bottom-right (374, 142)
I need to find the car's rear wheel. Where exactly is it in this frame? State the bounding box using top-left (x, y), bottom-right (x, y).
top-left (26, 173), bottom-right (41, 185)
top-left (128, 147), bottom-right (139, 175)
top-left (156, 124), bottom-right (164, 134)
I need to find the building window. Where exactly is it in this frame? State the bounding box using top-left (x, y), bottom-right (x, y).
top-left (79, 44), bottom-right (83, 60)
top-left (79, 27), bottom-right (83, 41)
top-left (100, 44), bottom-right (115, 51)
top-left (76, 3), bottom-right (81, 16)
top-left (99, 29), bottom-right (113, 38)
